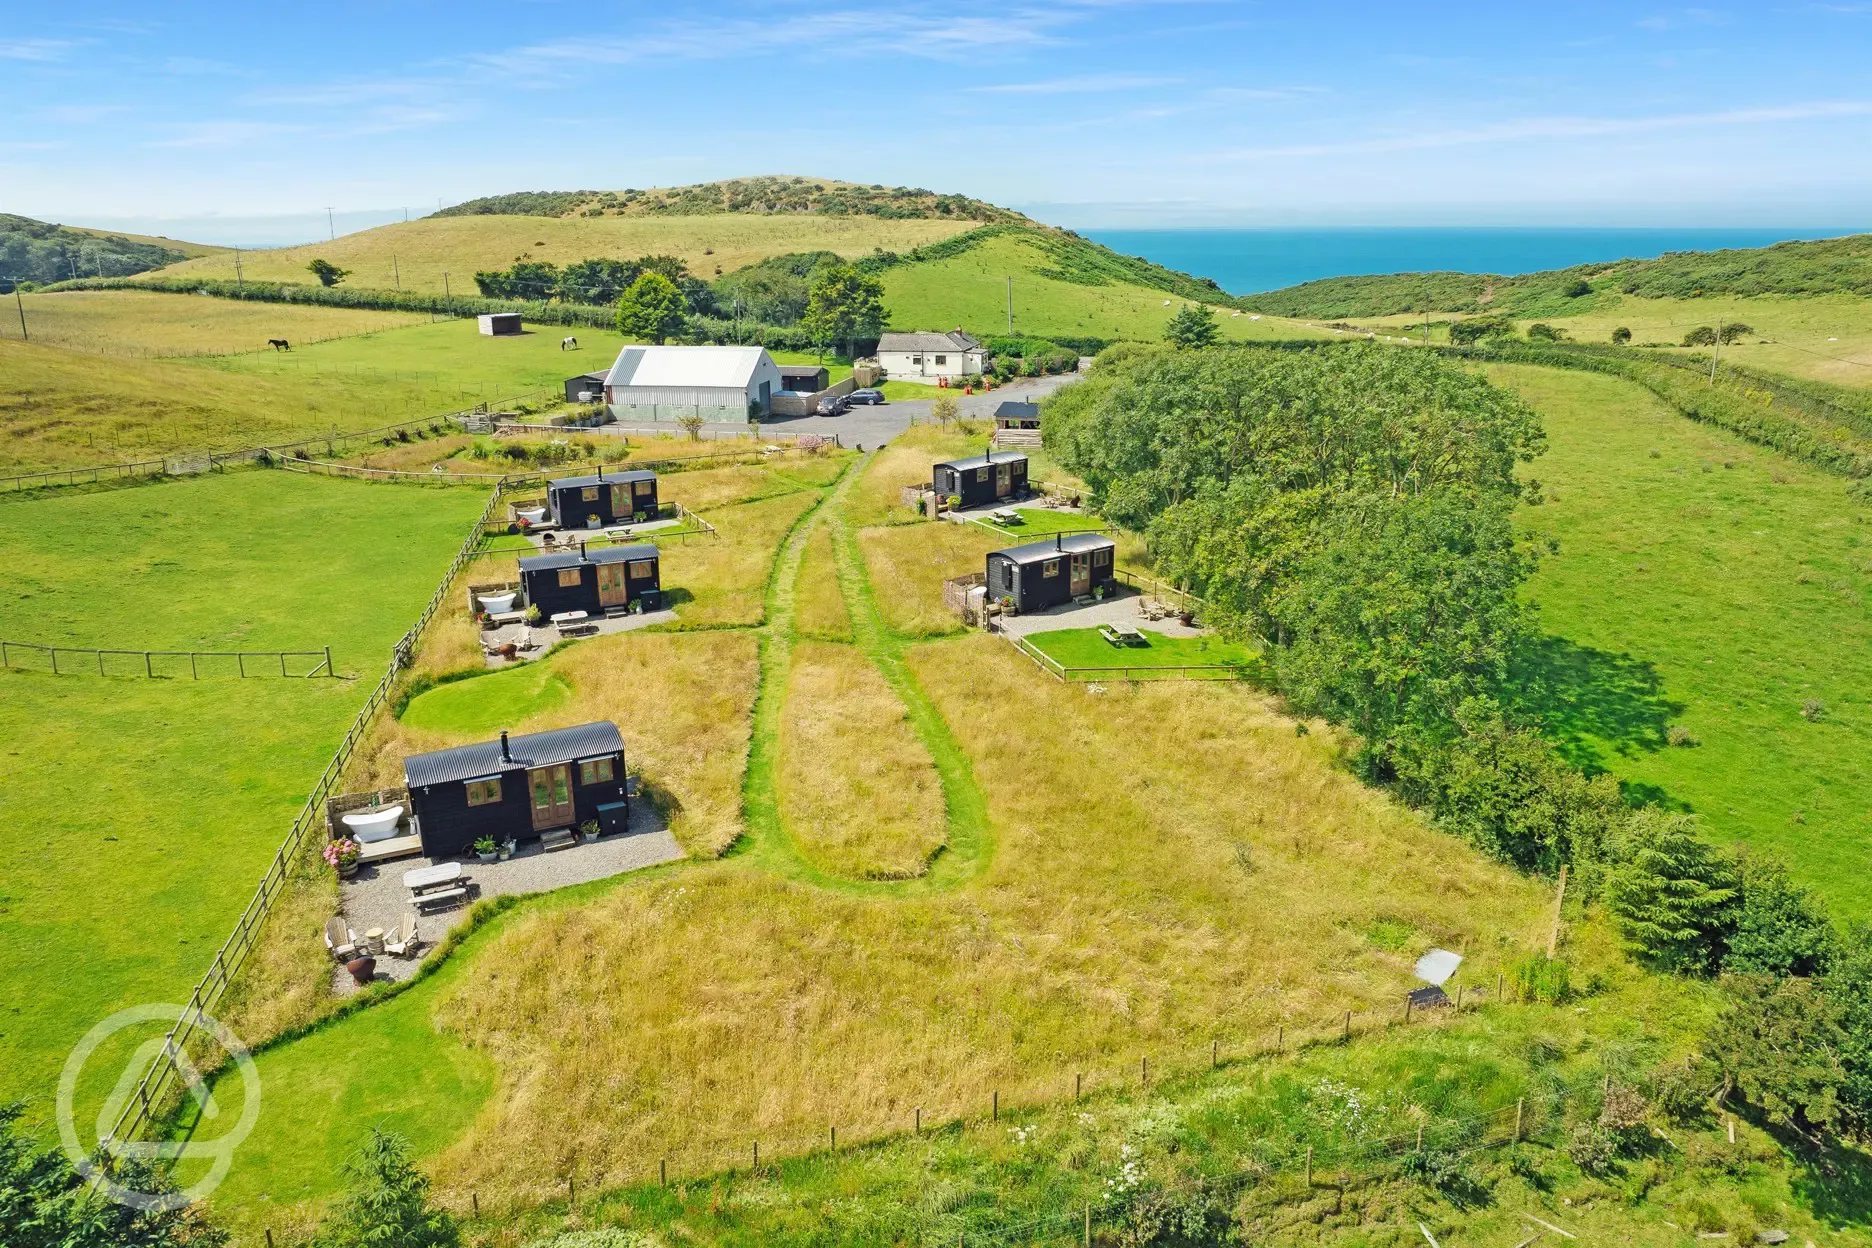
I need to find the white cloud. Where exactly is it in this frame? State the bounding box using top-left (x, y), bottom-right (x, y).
top-left (0, 37), bottom-right (75, 61)
top-left (146, 120), bottom-right (304, 149)
top-left (970, 73), bottom-right (1180, 94)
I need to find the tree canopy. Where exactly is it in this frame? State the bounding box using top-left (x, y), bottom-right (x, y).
top-left (800, 264), bottom-right (885, 358)
top-left (615, 272), bottom-right (687, 344)
top-left (1164, 303), bottom-right (1221, 349)
top-left (306, 258), bottom-right (348, 288)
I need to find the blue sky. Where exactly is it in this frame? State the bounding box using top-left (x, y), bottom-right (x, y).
top-left (5, 2), bottom-right (1871, 241)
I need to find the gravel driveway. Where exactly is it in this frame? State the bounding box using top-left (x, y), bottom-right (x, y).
top-left (755, 374), bottom-right (1079, 449)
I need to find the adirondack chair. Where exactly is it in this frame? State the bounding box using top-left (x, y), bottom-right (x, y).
top-left (324, 916), bottom-right (358, 962)
top-left (383, 911), bottom-right (420, 958)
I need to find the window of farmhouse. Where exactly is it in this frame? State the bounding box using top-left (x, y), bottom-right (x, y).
top-left (1093, 547), bottom-right (1111, 566)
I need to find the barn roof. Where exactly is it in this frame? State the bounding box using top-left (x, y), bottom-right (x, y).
top-left (547, 469), bottom-right (656, 489)
top-left (518, 543), bottom-right (659, 572)
top-left (604, 344), bottom-right (772, 389)
top-left (879, 330), bottom-right (982, 353)
top-left (404, 721), bottom-right (625, 788)
top-left (568, 370), bottom-right (610, 385)
top-left (991, 532), bottom-right (1114, 565)
top-left (937, 450), bottom-right (1028, 473)
top-left (994, 400), bottom-right (1041, 420)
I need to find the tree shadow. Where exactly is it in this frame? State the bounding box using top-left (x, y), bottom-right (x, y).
top-left (1507, 635), bottom-right (1685, 772)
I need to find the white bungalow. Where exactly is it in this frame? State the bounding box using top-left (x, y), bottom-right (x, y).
top-left (602, 345), bottom-right (785, 426)
top-left (876, 330), bottom-right (989, 381)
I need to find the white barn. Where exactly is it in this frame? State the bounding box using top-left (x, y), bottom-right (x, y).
top-left (876, 330), bottom-right (989, 381)
top-left (602, 345), bottom-right (784, 426)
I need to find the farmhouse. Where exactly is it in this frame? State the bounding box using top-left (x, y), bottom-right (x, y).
top-left (563, 369), bottom-right (610, 403)
top-left (477, 312), bottom-right (523, 336)
top-left (933, 450), bottom-right (1028, 508)
top-left (546, 469), bottom-right (658, 528)
top-left (603, 344), bottom-right (784, 425)
top-left (877, 330), bottom-right (988, 380)
top-left (987, 532), bottom-right (1116, 613)
top-left (519, 543), bottom-right (663, 618)
top-left (403, 722), bottom-right (629, 858)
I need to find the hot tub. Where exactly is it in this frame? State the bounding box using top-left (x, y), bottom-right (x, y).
top-left (477, 592), bottom-right (518, 613)
top-left (341, 805), bottom-right (404, 842)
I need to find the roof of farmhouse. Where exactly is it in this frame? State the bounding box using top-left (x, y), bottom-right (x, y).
top-left (403, 721), bottom-right (625, 788)
top-left (604, 344), bottom-right (772, 390)
top-left (878, 330), bottom-right (983, 353)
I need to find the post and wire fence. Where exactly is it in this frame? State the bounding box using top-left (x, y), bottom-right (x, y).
top-left (0, 640), bottom-right (335, 679)
top-left (99, 483), bottom-right (512, 1151)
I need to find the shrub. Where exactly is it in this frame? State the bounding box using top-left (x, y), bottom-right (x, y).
top-left (1709, 973), bottom-right (1846, 1140)
top-left (1611, 326), bottom-right (1633, 345)
top-left (1566, 1123), bottom-right (1621, 1175)
top-left (1510, 952), bottom-right (1571, 1004)
top-left (1683, 325), bottom-right (1719, 346)
top-left (1724, 851), bottom-right (1836, 978)
top-left (1649, 1054), bottom-right (1722, 1124)
top-left (320, 1127), bottom-right (461, 1248)
top-left (1801, 697), bottom-right (1826, 722)
top-left (1666, 724), bottom-right (1698, 747)
top-left (1527, 322), bottom-right (1568, 342)
top-left (1605, 809), bottom-right (1738, 973)
top-left (307, 258), bottom-right (349, 287)
top-left (1719, 322), bottom-right (1754, 344)
top-left (1564, 278), bottom-right (1593, 297)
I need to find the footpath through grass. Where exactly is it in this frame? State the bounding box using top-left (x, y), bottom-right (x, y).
top-left (0, 470), bottom-right (486, 1122)
top-left (1491, 363), bottom-right (1872, 918)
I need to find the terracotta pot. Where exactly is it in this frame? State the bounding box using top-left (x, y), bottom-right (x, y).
top-left (345, 956), bottom-right (376, 986)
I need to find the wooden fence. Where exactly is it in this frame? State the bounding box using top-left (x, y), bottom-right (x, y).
top-left (0, 640), bottom-right (335, 678)
top-left (1007, 633), bottom-right (1250, 684)
top-left (99, 481), bottom-right (511, 1150)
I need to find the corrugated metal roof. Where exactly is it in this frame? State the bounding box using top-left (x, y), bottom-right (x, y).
top-left (403, 721), bottom-right (625, 788)
top-left (605, 344), bottom-right (772, 389)
top-left (994, 401), bottom-right (1041, 419)
top-left (938, 451), bottom-right (1028, 473)
top-left (991, 533), bottom-right (1114, 565)
top-left (879, 330), bottom-right (982, 353)
top-left (547, 469), bottom-right (656, 489)
top-left (568, 370), bottom-right (611, 385)
top-left (519, 543), bottom-right (659, 572)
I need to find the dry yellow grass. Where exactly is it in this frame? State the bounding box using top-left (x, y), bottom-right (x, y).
top-left (407, 634), bottom-right (1542, 1205)
top-left (659, 490), bottom-right (823, 628)
top-left (777, 642), bottom-right (945, 879)
top-left (659, 463), bottom-right (807, 512)
top-left (794, 526), bottom-right (851, 641)
top-left (859, 522), bottom-right (1005, 637)
top-left (846, 422), bottom-right (991, 527)
top-left (14, 290), bottom-right (425, 358)
top-left (146, 214), bottom-right (975, 295)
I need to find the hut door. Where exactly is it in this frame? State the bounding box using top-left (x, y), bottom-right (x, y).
top-left (610, 484), bottom-right (628, 517)
top-left (597, 562), bottom-right (629, 607)
top-left (1069, 552), bottom-right (1091, 595)
top-left (528, 765), bottom-right (574, 830)
top-left (995, 462), bottom-right (1013, 498)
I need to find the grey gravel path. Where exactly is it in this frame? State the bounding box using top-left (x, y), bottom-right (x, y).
top-left (330, 800), bottom-right (682, 993)
top-left (995, 588), bottom-right (1203, 641)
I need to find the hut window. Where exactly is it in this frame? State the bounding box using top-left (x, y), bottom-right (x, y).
top-left (633, 480), bottom-right (653, 497)
top-left (579, 757), bottom-right (615, 785)
top-left (557, 568), bottom-right (582, 587)
top-left (975, 468), bottom-right (989, 483)
top-left (1042, 559), bottom-right (1061, 578)
top-left (466, 778), bottom-right (502, 806)
top-left (1093, 547), bottom-right (1111, 566)
top-left (581, 486), bottom-right (600, 501)
top-left (628, 560), bottom-right (656, 579)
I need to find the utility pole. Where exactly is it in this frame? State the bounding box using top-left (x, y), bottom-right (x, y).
top-left (1710, 318), bottom-right (1723, 383)
top-left (393, 254), bottom-right (400, 291)
top-left (234, 248), bottom-right (243, 292)
top-left (324, 207), bottom-right (336, 240)
top-left (11, 282), bottom-right (26, 339)
top-left (443, 271), bottom-right (451, 314)
top-left (1006, 275), bottom-right (1013, 334)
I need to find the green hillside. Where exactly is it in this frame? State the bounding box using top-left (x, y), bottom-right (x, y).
top-left (0, 213), bottom-right (211, 287)
top-left (437, 175), bottom-right (1025, 224)
top-left (1246, 231), bottom-right (1872, 319)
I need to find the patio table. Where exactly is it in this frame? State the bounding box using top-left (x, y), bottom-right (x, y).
top-left (402, 862), bottom-right (462, 893)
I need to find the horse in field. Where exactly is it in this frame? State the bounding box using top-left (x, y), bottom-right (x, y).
top-left (561, 336), bottom-right (578, 351)
top-left (267, 338), bottom-right (290, 351)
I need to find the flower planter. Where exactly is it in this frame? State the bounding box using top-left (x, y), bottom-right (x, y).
top-left (476, 851), bottom-right (499, 864)
top-left (337, 861), bottom-right (359, 879)
top-left (345, 956), bottom-right (376, 986)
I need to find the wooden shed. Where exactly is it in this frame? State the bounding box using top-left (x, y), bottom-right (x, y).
top-left (478, 312), bottom-right (523, 336)
top-left (986, 533), bottom-right (1116, 613)
top-left (933, 451), bottom-right (1028, 509)
top-left (546, 469), bottom-right (658, 528)
top-left (993, 401), bottom-right (1042, 430)
top-left (778, 364), bottom-right (830, 392)
top-left (403, 722), bottom-right (629, 857)
top-left (519, 543), bottom-right (662, 618)
top-left (564, 370), bottom-right (610, 403)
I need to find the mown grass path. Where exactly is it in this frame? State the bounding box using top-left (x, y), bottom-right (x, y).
top-left (742, 452), bottom-right (993, 892)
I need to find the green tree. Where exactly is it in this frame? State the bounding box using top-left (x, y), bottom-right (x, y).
top-left (1526, 322), bottom-right (1567, 342)
top-left (1710, 973), bottom-right (1846, 1141)
top-left (306, 258), bottom-right (348, 287)
top-left (1610, 326), bottom-right (1633, 345)
top-left (615, 272), bottom-right (686, 344)
top-left (1163, 303), bottom-right (1221, 349)
top-left (1563, 278), bottom-right (1592, 297)
top-left (1683, 325), bottom-right (1719, 347)
top-left (1605, 809), bottom-right (1739, 973)
top-left (1719, 322), bottom-right (1754, 344)
top-left (1725, 852), bottom-right (1836, 978)
top-left (320, 1128), bottom-right (460, 1248)
top-left (559, 258), bottom-right (638, 304)
top-left (930, 391), bottom-right (959, 427)
top-left (800, 264), bottom-right (885, 358)
top-left (1447, 315), bottom-right (1514, 346)
top-left (1825, 925), bottom-right (1872, 1138)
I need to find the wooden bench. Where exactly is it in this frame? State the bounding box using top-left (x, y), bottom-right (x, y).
top-left (413, 886), bottom-right (467, 910)
top-left (355, 833), bottom-right (422, 864)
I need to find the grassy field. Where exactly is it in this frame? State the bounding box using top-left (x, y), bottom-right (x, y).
top-left (1024, 626), bottom-right (1257, 672)
top-left (0, 470), bottom-right (485, 1124)
top-left (859, 522), bottom-right (1006, 638)
top-left (879, 232), bottom-right (1331, 343)
top-left (6, 289), bottom-right (427, 357)
top-left (1489, 363), bottom-right (1872, 918)
top-left (972, 507), bottom-right (1106, 538)
top-left (145, 214), bottom-right (977, 295)
top-left (777, 641), bottom-right (946, 880)
top-left (793, 525), bottom-right (851, 641)
top-left (184, 443), bottom-right (1545, 1239)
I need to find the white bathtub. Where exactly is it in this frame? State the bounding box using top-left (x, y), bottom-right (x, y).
top-left (477, 593), bottom-right (518, 613)
top-left (341, 805), bottom-right (404, 842)
top-left (516, 507), bottom-right (548, 524)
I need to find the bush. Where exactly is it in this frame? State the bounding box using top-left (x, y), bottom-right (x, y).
top-left (1724, 852), bottom-right (1836, 978)
top-left (1683, 325), bottom-right (1719, 347)
top-left (1605, 809), bottom-right (1738, 973)
top-left (1564, 279), bottom-right (1593, 297)
top-left (1510, 952), bottom-right (1571, 1004)
top-left (1801, 697), bottom-right (1826, 722)
top-left (1527, 322), bottom-right (1568, 342)
top-left (1566, 1123), bottom-right (1621, 1175)
top-left (1709, 973), bottom-right (1846, 1139)
top-left (1611, 326), bottom-right (1633, 345)
top-left (1649, 1054), bottom-right (1722, 1124)
top-left (1719, 322), bottom-right (1753, 344)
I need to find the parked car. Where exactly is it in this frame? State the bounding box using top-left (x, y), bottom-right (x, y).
top-left (815, 395), bottom-right (851, 416)
top-left (847, 388), bottom-right (886, 405)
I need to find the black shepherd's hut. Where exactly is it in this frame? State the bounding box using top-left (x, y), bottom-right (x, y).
top-left (403, 721), bottom-right (629, 857)
top-left (519, 543), bottom-right (662, 618)
top-left (986, 533), bottom-right (1116, 613)
top-left (546, 469), bottom-right (659, 528)
top-left (933, 451), bottom-right (1028, 509)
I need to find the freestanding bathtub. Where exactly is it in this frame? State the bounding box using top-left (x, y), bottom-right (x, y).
top-left (477, 592), bottom-right (518, 613)
top-left (516, 507), bottom-right (549, 525)
top-left (341, 805), bottom-right (405, 842)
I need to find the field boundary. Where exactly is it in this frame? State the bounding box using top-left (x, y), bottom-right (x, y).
top-left (0, 639), bottom-right (336, 678)
top-left (1006, 632), bottom-right (1250, 683)
top-left (100, 480), bottom-right (509, 1149)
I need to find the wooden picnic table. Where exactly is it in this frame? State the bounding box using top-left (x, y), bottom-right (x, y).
top-left (402, 862), bottom-right (462, 892)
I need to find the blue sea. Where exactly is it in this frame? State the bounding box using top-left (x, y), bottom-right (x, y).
top-left (1081, 227), bottom-right (1868, 295)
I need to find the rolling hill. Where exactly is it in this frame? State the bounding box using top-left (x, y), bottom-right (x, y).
top-left (435, 175), bottom-right (1025, 224)
top-left (1, 213), bottom-right (225, 286)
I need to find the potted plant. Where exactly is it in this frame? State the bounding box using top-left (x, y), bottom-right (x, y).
top-left (473, 835), bottom-right (499, 863)
top-left (498, 838), bottom-right (515, 860)
top-left (579, 818), bottom-right (602, 843)
top-left (524, 604), bottom-right (542, 625)
top-left (324, 837), bottom-right (361, 879)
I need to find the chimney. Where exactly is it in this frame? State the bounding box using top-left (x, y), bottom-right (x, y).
top-left (499, 730), bottom-right (513, 763)
top-left (1055, 532), bottom-right (1062, 551)
top-left (579, 539), bottom-right (587, 559)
